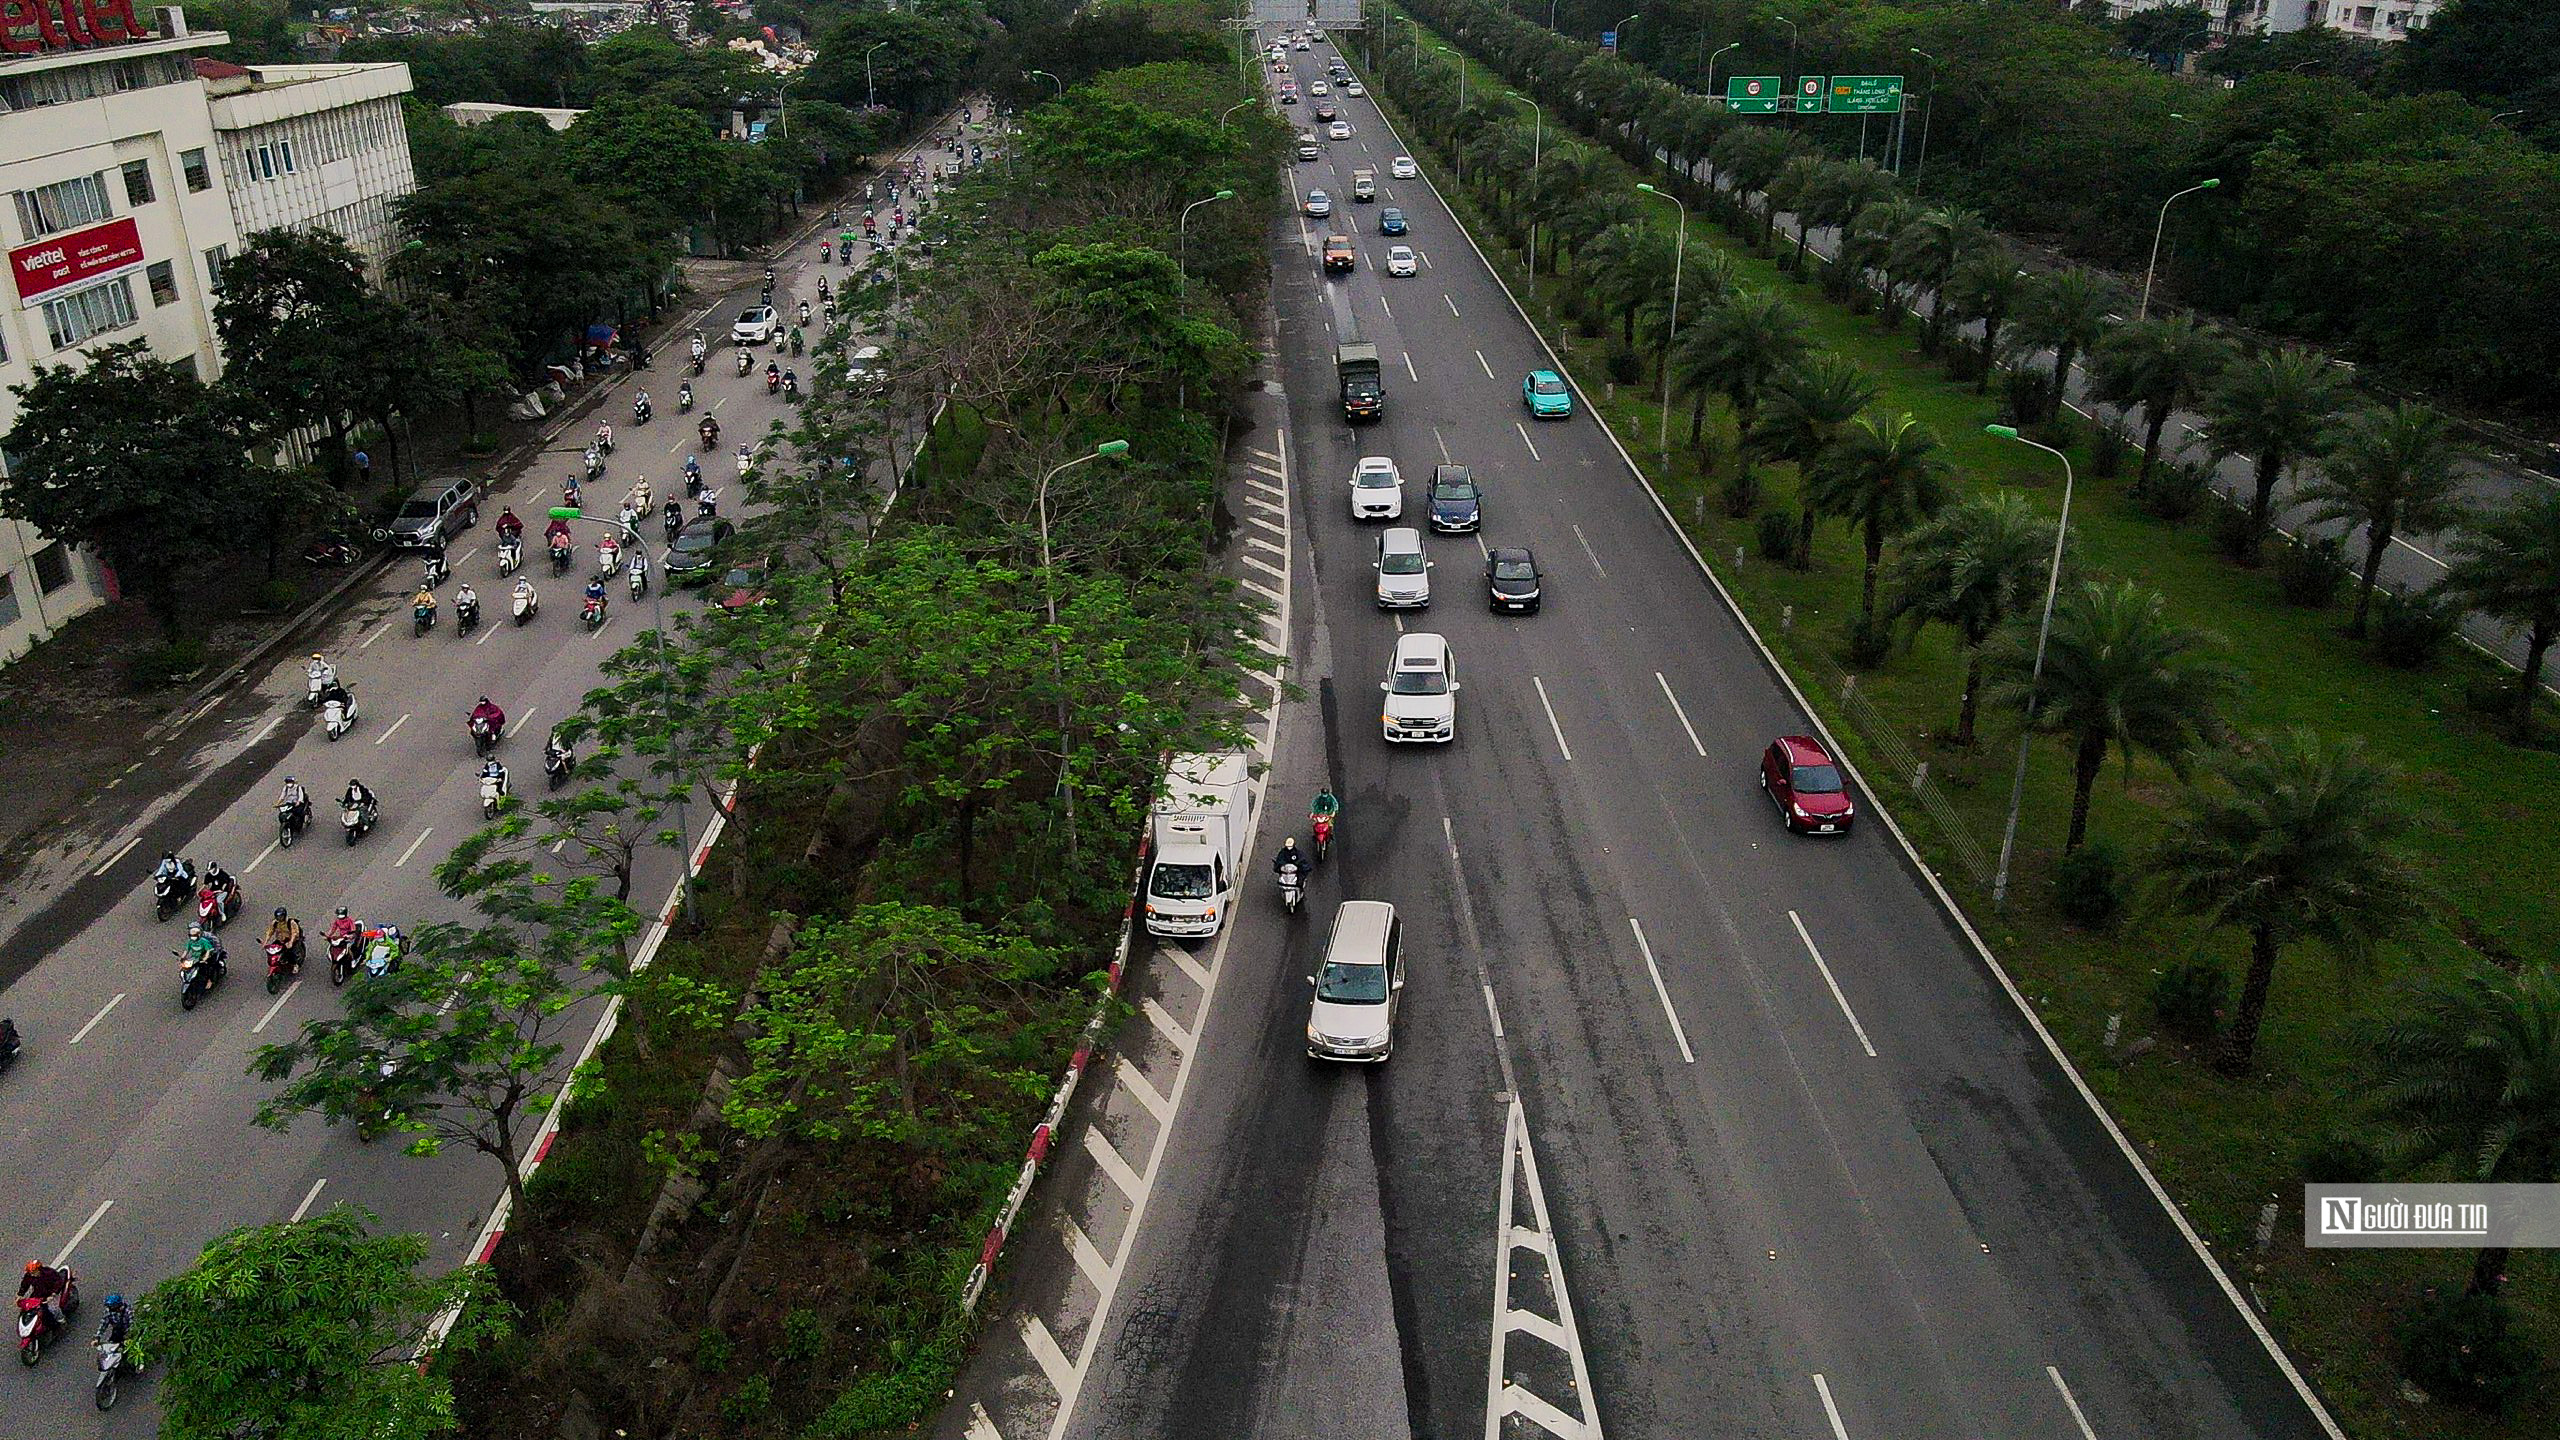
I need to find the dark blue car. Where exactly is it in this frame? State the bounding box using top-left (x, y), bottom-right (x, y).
top-left (1428, 466), bottom-right (1481, 533)
top-left (1378, 207), bottom-right (1408, 236)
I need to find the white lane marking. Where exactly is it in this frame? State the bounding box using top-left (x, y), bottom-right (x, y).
top-left (1067, 1217), bottom-right (1112, 1290)
top-left (1530, 676), bottom-right (1574, 761)
top-left (69, 993), bottom-right (124, 1045)
top-left (1482, 982), bottom-right (1504, 1040)
top-left (1485, 1099), bottom-right (1604, 1440)
top-left (967, 1401), bottom-right (1004, 1440)
top-left (1571, 523), bottom-right (1607, 577)
top-left (508, 705), bottom-right (539, 737)
top-left (1789, 910), bottom-right (1877, 1058)
top-left (2048, 1367), bottom-right (2099, 1440)
top-left (91, 835), bottom-right (140, 877)
top-left (1023, 1311), bottom-right (1076, 1395)
top-left (394, 827), bottom-right (435, 868)
top-left (374, 713), bottom-right (410, 746)
top-left (1655, 672), bottom-right (1708, 757)
top-left (1379, 294), bottom-right (1393, 319)
top-left (250, 714), bottom-right (285, 745)
top-left (358, 618), bottom-right (393, 649)
top-left (288, 1177), bottom-right (328, 1222)
top-left (1477, 350), bottom-right (1495, 379)
top-left (456, 547), bottom-right (479, 566)
top-left (252, 978), bottom-right (303, 1035)
top-left (1421, 247), bottom-right (1433, 269)
top-left (1141, 996), bottom-right (1194, 1052)
top-left (1443, 292), bottom-right (1460, 318)
top-left (52, 1199), bottom-right (113, 1268)
top-left (1515, 422), bottom-right (1543, 462)
top-left (1116, 1056), bottom-right (1171, 1122)
top-left (1813, 1374), bottom-right (1853, 1440)
top-left (476, 619), bottom-right (499, 646)
top-left (1405, 353), bottom-right (1420, 382)
top-left (1629, 917), bottom-right (1696, 1063)
top-left (2393, 534), bottom-right (2451, 569)
top-left (1431, 426), bottom-right (1452, 463)
top-left (242, 839), bottom-right (281, 876)
top-left (1083, 1124), bottom-right (1146, 1200)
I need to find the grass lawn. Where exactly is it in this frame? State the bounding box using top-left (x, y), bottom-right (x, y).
top-left (1362, 24), bottom-right (2560, 1438)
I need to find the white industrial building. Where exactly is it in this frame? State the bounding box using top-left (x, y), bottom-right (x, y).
top-left (2110, 0), bottom-right (2440, 40)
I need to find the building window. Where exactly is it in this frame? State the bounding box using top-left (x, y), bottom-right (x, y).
top-left (120, 158), bottom-right (154, 208)
top-left (146, 259), bottom-right (177, 306)
top-left (30, 543), bottom-right (71, 594)
top-left (0, 573), bottom-right (19, 631)
top-left (14, 173), bottom-right (112, 241)
top-left (40, 277), bottom-right (138, 349)
top-left (278, 138), bottom-right (298, 175)
top-left (204, 244), bottom-right (229, 294)
top-left (181, 148), bottom-right (210, 192)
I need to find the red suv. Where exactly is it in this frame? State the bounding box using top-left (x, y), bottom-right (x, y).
top-left (1759, 735), bottom-right (1855, 834)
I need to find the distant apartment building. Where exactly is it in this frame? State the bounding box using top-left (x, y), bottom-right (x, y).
top-left (2109, 0), bottom-right (2439, 40)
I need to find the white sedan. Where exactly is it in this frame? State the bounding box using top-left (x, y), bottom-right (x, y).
top-left (1350, 456), bottom-right (1404, 521)
top-left (1343, 81), bottom-right (1364, 96)
top-left (1386, 244), bottom-right (1417, 277)
top-left (1309, 80), bottom-right (1330, 95)
top-left (1305, 189), bottom-right (1332, 217)
top-left (1328, 120), bottom-right (1352, 141)
top-left (1390, 155), bottom-right (1418, 179)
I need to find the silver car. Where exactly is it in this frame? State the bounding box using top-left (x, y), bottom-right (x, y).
top-left (1374, 526), bottom-right (1431, 609)
top-left (1307, 901), bottom-right (1403, 1062)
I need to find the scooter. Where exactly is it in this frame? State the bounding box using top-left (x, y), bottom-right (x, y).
top-left (563, 475), bottom-right (583, 510)
top-left (362, 929), bottom-right (406, 980)
top-left (421, 551), bottom-right (449, 588)
top-left (583, 445), bottom-right (605, 481)
top-left (302, 536), bottom-right (357, 567)
top-left (152, 864), bottom-right (195, 922)
top-left (17, 1275), bottom-right (75, 1366)
top-left (512, 586), bottom-right (539, 626)
top-left (699, 418), bottom-right (720, 448)
top-left (678, 384), bottom-right (695, 413)
top-left (765, 369), bottom-right (781, 396)
top-left (412, 599), bottom-right (436, 636)
top-left (323, 693), bottom-right (358, 740)
top-left (470, 715), bottom-right (500, 758)
top-left (1311, 810), bottom-right (1336, 862)
top-left (264, 935), bottom-right (303, 994)
top-left (328, 930), bottom-right (359, 986)
top-left (550, 539), bottom-right (574, 576)
top-left (341, 799), bottom-right (376, 846)
top-left (455, 594), bottom-right (481, 638)
top-left (1278, 862), bottom-right (1305, 915)
top-left (177, 943), bottom-right (227, 1011)
top-left (594, 424), bottom-right (616, 455)
top-left (196, 876), bottom-right (239, 930)
top-left (93, 1317), bottom-right (135, 1410)
top-left (545, 742), bottom-right (575, 790)
top-left (632, 396), bottom-right (652, 425)
top-left (306, 669), bottom-right (331, 708)
top-left (497, 536), bottom-right (523, 574)
top-left (736, 349), bottom-right (754, 378)
top-left (596, 538), bottom-right (622, 578)
top-left (479, 770), bottom-right (506, 819)
top-left (278, 798), bottom-right (310, 848)
top-left (629, 563), bottom-right (649, 600)
top-left (582, 594), bottom-right (607, 632)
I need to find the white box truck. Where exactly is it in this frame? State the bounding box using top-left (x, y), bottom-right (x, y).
top-left (1143, 751), bottom-right (1252, 939)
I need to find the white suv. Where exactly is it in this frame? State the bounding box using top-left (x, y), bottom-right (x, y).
top-left (1349, 455), bottom-right (1403, 521)
top-left (1306, 900), bottom-right (1402, 1062)
top-left (1390, 155), bottom-right (1418, 179)
top-left (731, 306), bottom-right (779, 345)
top-left (1381, 632), bottom-right (1458, 743)
top-left (1374, 527), bottom-right (1431, 609)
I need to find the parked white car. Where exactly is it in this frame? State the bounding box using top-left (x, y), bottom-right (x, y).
top-left (1386, 245), bottom-right (1417, 277)
top-left (1350, 455), bottom-right (1403, 521)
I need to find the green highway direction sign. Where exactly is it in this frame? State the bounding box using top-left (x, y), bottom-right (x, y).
top-left (1796, 75), bottom-right (1826, 113)
top-left (1727, 75), bottom-right (1781, 114)
top-left (1826, 74), bottom-right (1905, 115)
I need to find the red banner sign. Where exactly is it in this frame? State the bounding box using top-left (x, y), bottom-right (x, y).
top-left (11, 217), bottom-right (144, 302)
top-left (0, 0), bottom-right (151, 54)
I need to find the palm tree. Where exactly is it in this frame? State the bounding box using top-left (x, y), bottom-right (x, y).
top-left (1947, 244), bottom-right (2026, 393)
top-left (2203, 347), bottom-right (2350, 564)
top-left (1711, 126), bottom-right (1795, 247)
top-left (1846, 196), bottom-right (1928, 328)
top-left (1890, 205), bottom-right (1991, 356)
top-left (2087, 316), bottom-right (2232, 496)
top-left (2366, 959), bottom-right (2560, 1296)
top-left (1984, 579), bottom-right (2235, 853)
top-left (1766, 152), bottom-right (1827, 273)
top-left (1884, 493), bottom-right (2061, 746)
top-left (1752, 353), bottom-right (1879, 550)
top-left (2149, 729), bottom-right (2422, 1076)
top-left (1805, 411), bottom-right (1955, 628)
top-left (1801, 160), bottom-right (1893, 298)
top-left (1675, 289), bottom-right (1810, 475)
top-left (1639, 248), bottom-right (1736, 395)
top-left (1530, 145), bottom-right (1606, 272)
top-left (2014, 267), bottom-right (2113, 423)
top-left (1584, 224), bottom-right (1670, 350)
top-left (2439, 487), bottom-right (2560, 737)
top-left (2298, 402), bottom-right (2471, 637)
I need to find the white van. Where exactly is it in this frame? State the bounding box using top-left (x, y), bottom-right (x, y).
top-left (1374, 527), bottom-right (1431, 609)
top-left (1306, 900), bottom-right (1403, 1062)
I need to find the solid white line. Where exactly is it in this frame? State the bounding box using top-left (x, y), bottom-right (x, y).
top-left (2393, 534), bottom-right (2451, 570)
top-left (91, 835), bottom-right (140, 878)
top-left (1529, 676), bottom-right (1574, 761)
top-left (1476, 350), bottom-right (1495, 379)
top-left (242, 839), bottom-right (281, 876)
top-left (394, 827), bottom-right (434, 868)
top-left (1515, 422), bottom-right (1542, 462)
top-left (2047, 1367), bottom-right (2099, 1440)
top-left (1655, 672), bottom-right (1708, 757)
top-left (1444, 293), bottom-right (1460, 318)
top-left (358, 618), bottom-right (392, 649)
top-left (1789, 910), bottom-right (1877, 1058)
top-left (476, 620), bottom-right (498, 646)
top-left (967, 1401), bottom-right (1004, 1440)
top-left (69, 993), bottom-right (124, 1045)
top-left (52, 1199), bottom-right (112, 1269)
top-left (508, 705), bottom-right (539, 737)
top-left (1628, 918), bottom-right (1696, 1063)
top-left (289, 1177), bottom-right (328, 1223)
top-left (373, 713), bottom-right (410, 746)
top-left (1571, 523), bottom-right (1607, 577)
top-left (250, 714), bottom-right (285, 745)
top-left (252, 978), bottom-right (302, 1035)
top-left (1812, 1374), bottom-right (1852, 1440)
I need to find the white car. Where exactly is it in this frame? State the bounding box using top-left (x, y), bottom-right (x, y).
top-left (845, 344), bottom-right (887, 390)
top-left (1390, 155), bottom-right (1418, 179)
top-left (1386, 244), bottom-right (1417, 277)
top-left (1309, 80), bottom-right (1329, 96)
top-left (1350, 455), bottom-right (1403, 521)
top-left (1306, 901), bottom-right (1402, 1063)
top-left (1328, 121), bottom-right (1353, 141)
top-left (1305, 189), bottom-right (1332, 217)
top-left (730, 306), bottom-right (779, 345)
top-left (1375, 527), bottom-right (1432, 609)
top-left (1381, 632), bottom-right (1458, 744)
top-left (1343, 80), bottom-right (1364, 96)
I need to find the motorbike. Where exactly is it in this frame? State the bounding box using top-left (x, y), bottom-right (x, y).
top-left (678, 384), bottom-right (694, 413)
top-left (302, 536), bottom-right (357, 567)
top-left (92, 1318), bottom-right (134, 1410)
top-left (582, 594), bottom-right (607, 632)
top-left (177, 943), bottom-right (228, 1011)
top-left (1311, 810), bottom-right (1336, 862)
top-left (323, 693), bottom-right (358, 740)
top-left (497, 535), bottom-right (523, 574)
top-left (545, 742), bottom-right (575, 790)
top-left (421, 551), bottom-right (449, 588)
top-left (594, 424), bottom-right (616, 455)
top-left (736, 349), bottom-right (753, 378)
top-left (666, 505), bottom-right (684, 544)
top-left (628, 563), bottom-right (648, 600)
top-left (306, 669), bottom-right (332, 708)
top-left (689, 350), bottom-right (705, 377)
top-left (470, 714), bottom-right (500, 758)
top-left (455, 594), bottom-right (481, 638)
top-left (633, 396), bottom-right (652, 425)
top-left (412, 600), bottom-right (436, 636)
top-left (278, 798), bottom-right (310, 848)
top-left (583, 444), bottom-right (604, 481)
top-left (264, 935), bottom-right (303, 994)
top-left (699, 418), bottom-right (719, 448)
top-left (513, 586), bottom-right (539, 626)
top-left (479, 770), bottom-right (506, 819)
top-left (196, 877), bottom-right (239, 930)
top-left (1278, 862), bottom-right (1305, 915)
top-left (783, 373), bottom-right (800, 398)
top-left (152, 865), bottom-right (194, 922)
top-left (17, 1275), bottom-right (76, 1367)
top-left (0, 1018), bottom-right (18, 1074)
top-left (362, 930), bottom-right (407, 981)
top-left (764, 370), bottom-right (781, 396)
top-left (550, 539), bottom-right (573, 576)
top-left (328, 929), bottom-right (360, 986)
top-left (596, 539), bottom-right (622, 578)
top-left (341, 798), bottom-right (377, 846)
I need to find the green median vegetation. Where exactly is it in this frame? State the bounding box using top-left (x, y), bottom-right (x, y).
top-left (1364, 7), bottom-right (2559, 1434)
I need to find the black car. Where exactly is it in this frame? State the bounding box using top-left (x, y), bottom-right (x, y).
top-left (1379, 207), bottom-right (1408, 236)
top-left (664, 516), bottom-right (737, 584)
top-left (1428, 465), bottom-right (1481, 533)
top-left (1487, 547), bottom-right (1542, 613)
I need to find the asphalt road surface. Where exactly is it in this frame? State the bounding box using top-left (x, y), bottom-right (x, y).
top-left (1048, 29), bottom-right (2336, 1440)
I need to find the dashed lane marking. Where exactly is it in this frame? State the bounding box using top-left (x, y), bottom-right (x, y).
top-left (1405, 353), bottom-right (1420, 382)
top-left (1530, 676), bottom-right (1574, 761)
top-left (394, 827), bottom-right (435, 868)
top-left (1571, 524), bottom-right (1606, 577)
top-left (288, 1178), bottom-right (328, 1222)
top-left (2047, 1367), bottom-right (2099, 1440)
top-left (52, 1199), bottom-right (112, 1270)
top-left (91, 835), bottom-right (140, 878)
top-left (1628, 918), bottom-right (1695, 1064)
top-left (252, 979), bottom-right (302, 1035)
top-left (1515, 422), bottom-right (1543, 462)
top-left (1444, 293), bottom-right (1460, 318)
top-left (1655, 672), bottom-right (1708, 757)
top-left (69, 993), bottom-right (123, 1045)
top-left (1477, 350), bottom-right (1495, 379)
top-left (1789, 910), bottom-right (1877, 1058)
top-left (1813, 1374), bottom-right (1853, 1440)
top-left (374, 713), bottom-right (410, 746)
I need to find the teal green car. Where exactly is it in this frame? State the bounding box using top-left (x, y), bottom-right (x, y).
top-left (1522, 369), bottom-right (1573, 419)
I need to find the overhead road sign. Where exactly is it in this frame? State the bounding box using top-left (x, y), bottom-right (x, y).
top-left (1826, 74), bottom-right (1905, 114)
top-left (1727, 76), bottom-right (1780, 114)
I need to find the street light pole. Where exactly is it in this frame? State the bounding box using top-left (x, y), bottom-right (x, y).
top-left (1178, 189), bottom-right (1235, 410)
top-left (1219, 98), bottom-right (1254, 133)
top-left (1705, 39), bottom-right (1739, 101)
top-left (1981, 425), bottom-right (2075, 908)
top-left (1035, 440), bottom-right (1132, 863)
top-left (864, 41), bottom-right (888, 112)
top-left (2137, 177), bottom-right (2221, 321)
top-left (1638, 183), bottom-right (1686, 457)
top-left (1904, 47), bottom-right (1935, 182)
top-left (1028, 69), bottom-right (1064, 101)
top-left (1508, 90), bottom-right (1543, 270)
top-left (1614, 12), bottom-right (1638, 57)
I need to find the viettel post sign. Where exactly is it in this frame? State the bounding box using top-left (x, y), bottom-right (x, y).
top-left (1, 0), bottom-right (153, 54)
top-left (11, 217), bottom-right (143, 301)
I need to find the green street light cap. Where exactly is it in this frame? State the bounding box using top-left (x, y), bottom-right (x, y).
top-left (1216, 189), bottom-right (1235, 199)
top-left (1636, 182), bottom-right (1657, 193)
top-left (547, 506), bottom-right (584, 518)
top-left (2199, 177), bottom-right (2222, 188)
top-left (1984, 424), bottom-right (2021, 439)
top-left (1096, 440), bottom-right (1131, 457)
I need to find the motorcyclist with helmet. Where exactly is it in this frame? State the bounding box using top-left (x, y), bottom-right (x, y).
top-left (265, 906), bottom-right (305, 976)
top-left (278, 776), bottom-right (312, 831)
top-left (19, 1260), bottom-right (70, 1333)
top-left (468, 695), bottom-right (506, 744)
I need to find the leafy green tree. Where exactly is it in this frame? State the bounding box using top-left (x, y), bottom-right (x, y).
top-left (2149, 729), bottom-right (2422, 1075)
top-left (562, 93), bottom-right (736, 243)
top-left (0, 340), bottom-right (248, 637)
top-left (1885, 492), bottom-right (2062, 746)
top-left (1711, 125), bottom-right (1796, 246)
top-left (1986, 579), bottom-right (2236, 852)
top-left (2203, 346), bottom-right (2350, 562)
top-left (585, 24), bottom-right (759, 122)
top-left (1586, 223), bottom-right (1675, 350)
top-left (1803, 410), bottom-right (1955, 629)
top-left (212, 228), bottom-right (410, 483)
top-left (2122, 4), bottom-right (2216, 68)
top-left (2387, 0), bottom-right (2560, 127)
top-left (2366, 958), bottom-right (2560, 1295)
top-left (188, 0), bottom-right (294, 64)
top-left (2439, 486), bottom-right (2560, 737)
top-left (394, 157), bottom-right (668, 372)
top-left (2015, 267), bottom-right (2113, 423)
top-left (138, 1208), bottom-right (492, 1440)
top-left (2298, 402), bottom-right (2470, 636)
top-left (1753, 352), bottom-right (1879, 557)
top-left (1674, 289), bottom-right (1811, 483)
top-left (1767, 152), bottom-right (1828, 273)
top-left (2088, 316), bottom-right (2232, 496)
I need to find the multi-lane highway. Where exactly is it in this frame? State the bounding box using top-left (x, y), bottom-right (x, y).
top-left (958, 27), bottom-right (2337, 1440)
